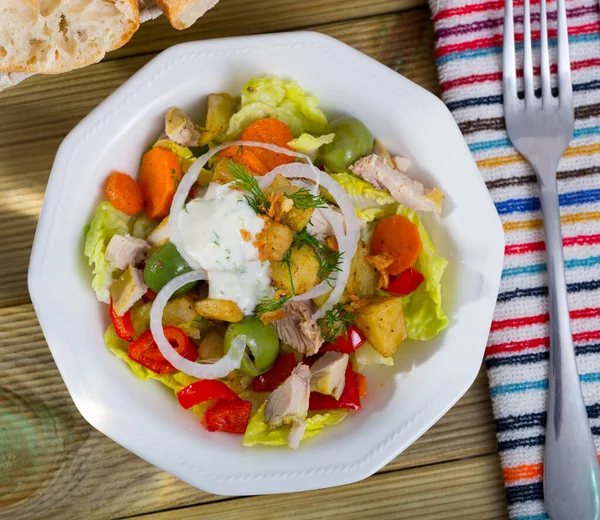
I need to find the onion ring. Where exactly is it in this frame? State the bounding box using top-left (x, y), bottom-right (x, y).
top-left (149, 270), bottom-right (246, 379)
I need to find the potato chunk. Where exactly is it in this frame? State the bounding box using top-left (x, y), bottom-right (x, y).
top-left (345, 240), bottom-right (379, 298)
top-left (254, 219), bottom-right (294, 262)
top-left (264, 175), bottom-right (314, 232)
top-left (355, 297), bottom-right (407, 357)
top-left (270, 245), bottom-right (320, 296)
top-left (194, 298), bottom-right (243, 322)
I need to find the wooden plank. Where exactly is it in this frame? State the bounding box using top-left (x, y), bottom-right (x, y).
top-left (0, 9), bottom-right (437, 307)
top-left (109, 0), bottom-right (428, 61)
top-left (0, 304), bottom-right (502, 520)
top-left (120, 456), bottom-right (508, 520)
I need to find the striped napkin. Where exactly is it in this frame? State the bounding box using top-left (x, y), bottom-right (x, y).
top-left (429, 0), bottom-right (600, 517)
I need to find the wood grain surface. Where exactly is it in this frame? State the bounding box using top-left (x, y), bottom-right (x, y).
top-left (0, 1), bottom-right (508, 518)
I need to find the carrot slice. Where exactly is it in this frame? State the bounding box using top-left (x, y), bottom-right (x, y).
top-left (138, 147), bottom-right (182, 219)
top-left (356, 373), bottom-right (368, 398)
top-left (370, 215), bottom-right (422, 275)
top-left (105, 172), bottom-right (144, 216)
top-left (240, 118), bottom-right (295, 171)
top-left (219, 146), bottom-right (269, 175)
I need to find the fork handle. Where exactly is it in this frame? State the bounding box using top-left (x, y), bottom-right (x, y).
top-left (538, 175), bottom-right (600, 520)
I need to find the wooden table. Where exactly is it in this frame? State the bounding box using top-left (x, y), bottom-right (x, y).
top-left (0, 1), bottom-right (509, 518)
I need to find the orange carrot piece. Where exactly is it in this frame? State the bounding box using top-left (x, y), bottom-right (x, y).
top-left (138, 147), bottom-right (182, 219)
top-left (370, 215), bottom-right (422, 275)
top-left (356, 373), bottom-right (368, 398)
top-left (240, 118), bottom-right (295, 171)
top-left (105, 172), bottom-right (144, 216)
top-left (219, 146), bottom-right (269, 175)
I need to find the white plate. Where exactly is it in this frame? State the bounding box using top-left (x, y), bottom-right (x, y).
top-left (28, 31), bottom-right (504, 495)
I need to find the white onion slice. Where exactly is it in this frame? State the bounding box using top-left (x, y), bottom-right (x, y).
top-left (257, 162), bottom-right (320, 195)
top-left (311, 208), bottom-right (351, 319)
top-left (149, 270), bottom-right (246, 379)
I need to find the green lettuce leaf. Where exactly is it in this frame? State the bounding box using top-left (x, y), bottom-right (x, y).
top-left (396, 206), bottom-right (449, 340)
top-left (132, 215), bottom-right (158, 239)
top-left (288, 133), bottom-right (335, 160)
top-left (84, 202), bottom-right (131, 303)
top-left (223, 77), bottom-right (328, 140)
top-left (328, 173), bottom-right (398, 220)
top-left (243, 403), bottom-right (347, 447)
top-left (354, 342), bottom-right (394, 371)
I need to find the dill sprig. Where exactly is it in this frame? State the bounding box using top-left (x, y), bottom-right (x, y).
top-left (319, 302), bottom-right (357, 342)
top-left (284, 188), bottom-right (328, 210)
top-left (254, 294), bottom-right (290, 318)
top-left (227, 161), bottom-right (270, 213)
top-left (293, 227), bottom-right (343, 285)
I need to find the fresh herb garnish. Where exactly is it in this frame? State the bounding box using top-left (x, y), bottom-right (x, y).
top-left (284, 188), bottom-right (328, 210)
top-left (228, 161), bottom-right (270, 214)
top-left (172, 168), bottom-right (180, 188)
top-left (319, 302), bottom-right (357, 342)
top-left (292, 227), bottom-right (343, 285)
top-left (280, 247), bottom-right (296, 296)
top-left (255, 294), bottom-right (290, 318)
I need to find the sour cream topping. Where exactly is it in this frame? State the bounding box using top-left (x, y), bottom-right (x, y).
top-left (177, 182), bottom-right (271, 314)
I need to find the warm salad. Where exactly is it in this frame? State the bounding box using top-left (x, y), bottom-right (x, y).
top-left (84, 76), bottom-right (448, 448)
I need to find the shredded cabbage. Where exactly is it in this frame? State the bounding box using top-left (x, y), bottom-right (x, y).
top-left (83, 202), bottom-right (131, 303)
top-left (222, 77), bottom-right (328, 140)
top-left (242, 403), bottom-right (347, 447)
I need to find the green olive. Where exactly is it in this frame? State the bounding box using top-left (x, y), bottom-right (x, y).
top-left (224, 317), bottom-right (279, 376)
top-left (143, 242), bottom-right (197, 297)
top-left (322, 117), bottom-right (374, 172)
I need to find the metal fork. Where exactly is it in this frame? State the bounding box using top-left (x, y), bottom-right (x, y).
top-left (503, 0), bottom-right (600, 518)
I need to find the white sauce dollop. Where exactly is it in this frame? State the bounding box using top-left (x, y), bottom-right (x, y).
top-left (177, 183), bottom-right (271, 314)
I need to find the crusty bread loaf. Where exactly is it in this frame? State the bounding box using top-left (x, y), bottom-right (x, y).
top-left (0, 0), bottom-right (140, 74)
top-left (156, 0), bottom-right (219, 30)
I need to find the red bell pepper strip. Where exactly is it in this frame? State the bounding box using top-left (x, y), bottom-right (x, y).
top-left (387, 268), bottom-right (424, 296)
top-left (143, 288), bottom-right (157, 302)
top-left (177, 380), bottom-right (240, 409)
top-left (205, 399), bottom-right (252, 433)
top-left (110, 298), bottom-right (135, 342)
top-left (252, 353), bottom-right (297, 392)
top-left (320, 325), bottom-right (366, 354)
top-left (309, 363), bottom-right (361, 411)
top-left (128, 326), bottom-right (198, 375)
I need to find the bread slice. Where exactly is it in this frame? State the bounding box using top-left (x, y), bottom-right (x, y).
top-left (156, 0), bottom-right (219, 30)
top-left (0, 0), bottom-right (140, 74)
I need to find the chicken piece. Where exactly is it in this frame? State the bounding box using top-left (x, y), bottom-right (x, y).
top-left (105, 234), bottom-right (150, 270)
top-left (287, 417), bottom-right (308, 450)
top-left (310, 351), bottom-right (349, 399)
top-left (307, 204), bottom-right (345, 241)
top-left (165, 107), bottom-right (202, 147)
top-left (273, 301), bottom-right (323, 356)
top-left (109, 266), bottom-right (148, 316)
top-left (147, 217), bottom-right (170, 245)
top-left (393, 155), bottom-right (411, 173)
top-left (265, 364), bottom-right (311, 427)
top-left (350, 154), bottom-right (443, 213)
